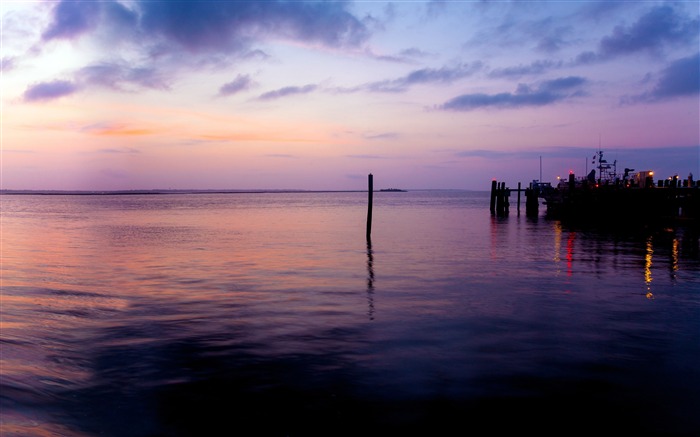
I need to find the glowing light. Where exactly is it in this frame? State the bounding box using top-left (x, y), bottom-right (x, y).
top-left (672, 238), bottom-right (679, 273)
top-left (645, 237), bottom-right (654, 299)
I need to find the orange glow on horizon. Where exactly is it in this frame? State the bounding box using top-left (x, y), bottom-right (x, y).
top-left (90, 125), bottom-right (158, 136)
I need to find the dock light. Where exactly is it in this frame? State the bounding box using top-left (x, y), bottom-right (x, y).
top-left (649, 171), bottom-right (654, 176)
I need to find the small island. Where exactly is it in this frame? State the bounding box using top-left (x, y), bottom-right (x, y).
top-left (379, 188), bottom-right (407, 192)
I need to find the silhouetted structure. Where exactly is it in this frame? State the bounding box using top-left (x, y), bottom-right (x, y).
top-left (492, 150), bottom-right (699, 224)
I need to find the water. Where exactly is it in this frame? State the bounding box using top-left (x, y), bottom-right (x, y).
top-left (1, 191), bottom-right (699, 436)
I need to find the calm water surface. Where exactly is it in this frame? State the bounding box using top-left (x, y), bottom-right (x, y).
top-left (1, 191), bottom-right (699, 436)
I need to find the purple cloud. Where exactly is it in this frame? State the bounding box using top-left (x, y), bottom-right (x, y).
top-left (364, 132), bottom-right (399, 140)
top-left (137, 0), bottom-right (368, 54)
top-left (489, 60), bottom-right (562, 78)
top-left (21, 64), bottom-right (167, 103)
top-left (42, 1), bottom-right (101, 40)
top-left (575, 4), bottom-right (699, 65)
top-left (399, 48), bottom-right (433, 59)
top-left (646, 53), bottom-right (700, 98)
top-left (364, 62), bottom-right (483, 93)
top-left (538, 76), bottom-right (586, 93)
top-left (257, 84), bottom-right (317, 101)
top-left (440, 76), bottom-right (586, 111)
top-left (41, 0), bottom-right (369, 51)
top-left (219, 75), bottom-right (255, 97)
top-left (600, 5), bottom-right (698, 57)
top-left (35, 0), bottom-right (370, 98)
top-left (23, 80), bottom-right (78, 102)
top-left (1, 57), bottom-right (15, 73)
top-left (623, 53), bottom-right (700, 103)
top-left (76, 63), bottom-right (170, 91)
top-left (572, 5), bottom-right (698, 66)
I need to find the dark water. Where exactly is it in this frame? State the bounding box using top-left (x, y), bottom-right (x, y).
top-left (2, 191), bottom-right (699, 436)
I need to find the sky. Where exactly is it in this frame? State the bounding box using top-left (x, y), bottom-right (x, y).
top-left (1, 0), bottom-right (699, 191)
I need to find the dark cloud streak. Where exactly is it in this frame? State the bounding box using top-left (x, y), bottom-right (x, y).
top-left (576, 4), bottom-right (699, 64)
top-left (622, 52), bottom-right (700, 104)
top-left (42, 0), bottom-right (369, 51)
top-left (23, 80), bottom-right (79, 102)
top-left (440, 76), bottom-right (586, 111)
top-left (137, 0), bottom-right (369, 55)
top-left (489, 60), bottom-right (562, 78)
top-left (76, 63), bottom-right (170, 91)
top-left (599, 5), bottom-right (698, 57)
top-left (219, 75), bottom-right (255, 97)
top-left (649, 53), bottom-right (700, 99)
top-left (361, 62), bottom-right (483, 93)
top-left (257, 84), bottom-right (317, 101)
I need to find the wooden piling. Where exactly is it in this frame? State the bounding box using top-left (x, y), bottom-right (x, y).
top-left (366, 173), bottom-right (373, 241)
top-left (526, 187), bottom-right (539, 217)
top-left (495, 183), bottom-right (502, 216)
top-left (490, 180), bottom-right (497, 215)
top-left (496, 182), bottom-right (509, 216)
top-left (517, 182), bottom-right (521, 215)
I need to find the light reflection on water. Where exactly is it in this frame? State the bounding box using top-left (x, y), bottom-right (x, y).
top-left (1, 191), bottom-right (699, 436)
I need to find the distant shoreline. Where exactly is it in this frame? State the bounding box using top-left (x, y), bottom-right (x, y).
top-left (0, 188), bottom-right (477, 196)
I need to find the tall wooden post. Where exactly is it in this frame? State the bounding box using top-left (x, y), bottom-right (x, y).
top-left (497, 182), bottom-right (508, 216)
top-left (517, 182), bottom-right (521, 215)
top-left (366, 173), bottom-right (373, 241)
top-left (490, 180), bottom-right (497, 214)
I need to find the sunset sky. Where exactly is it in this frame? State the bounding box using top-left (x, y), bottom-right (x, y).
top-left (2, 0), bottom-right (698, 191)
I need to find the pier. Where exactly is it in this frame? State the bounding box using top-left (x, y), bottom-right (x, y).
top-left (490, 180), bottom-right (541, 217)
top-left (491, 174), bottom-right (699, 223)
top-left (493, 150), bottom-right (699, 224)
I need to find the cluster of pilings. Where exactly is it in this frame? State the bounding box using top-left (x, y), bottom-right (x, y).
top-left (490, 181), bottom-right (509, 216)
top-left (490, 180), bottom-right (540, 217)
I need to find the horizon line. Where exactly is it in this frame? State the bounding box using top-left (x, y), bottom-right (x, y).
top-left (0, 188), bottom-right (483, 195)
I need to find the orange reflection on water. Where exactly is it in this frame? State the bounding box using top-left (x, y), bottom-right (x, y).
top-left (671, 238), bottom-right (679, 275)
top-left (645, 237), bottom-right (654, 299)
top-left (552, 223), bottom-right (575, 279)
